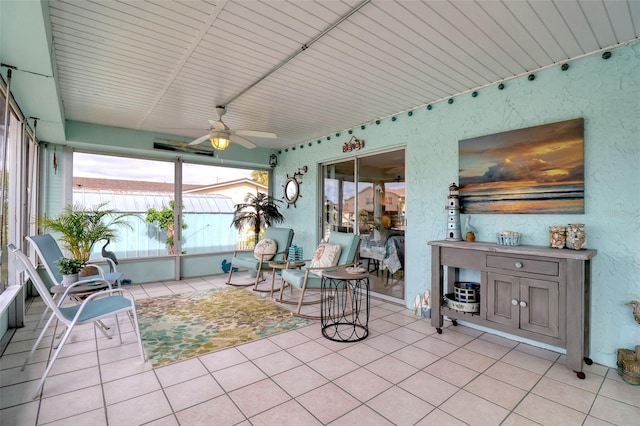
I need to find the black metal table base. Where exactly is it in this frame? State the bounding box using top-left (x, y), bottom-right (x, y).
top-left (321, 275), bottom-right (369, 342)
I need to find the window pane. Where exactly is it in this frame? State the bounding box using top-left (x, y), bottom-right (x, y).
top-left (73, 153), bottom-right (175, 258)
top-left (0, 94), bottom-right (7, 290)
top-left (322, 160), bottom-right (355, 241)
top-left (181, 164), bottom-right (265, 253)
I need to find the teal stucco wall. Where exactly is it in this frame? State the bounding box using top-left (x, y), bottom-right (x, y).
top-left (273, 42), bottom-right (640, 368)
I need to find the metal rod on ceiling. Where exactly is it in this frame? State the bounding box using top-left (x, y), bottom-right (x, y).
top-left (223, 0), bottom-right (372, 107)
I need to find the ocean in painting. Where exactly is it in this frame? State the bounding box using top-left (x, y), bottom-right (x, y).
top-left (460, 183), bottom-right (584, 214)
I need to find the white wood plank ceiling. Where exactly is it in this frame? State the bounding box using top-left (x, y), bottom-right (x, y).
top-left (48, 0), bottom-right (639, 150)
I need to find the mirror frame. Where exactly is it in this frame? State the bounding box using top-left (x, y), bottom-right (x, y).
top-left (283, 177), bottom-right (300, 207)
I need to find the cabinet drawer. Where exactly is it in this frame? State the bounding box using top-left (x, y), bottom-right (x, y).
top-left (486, 255), bottom-right (559, 276)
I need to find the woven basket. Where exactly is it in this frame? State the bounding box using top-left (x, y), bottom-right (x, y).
top-left (617, 348), bottom-right (636, 375)
top-left (621, 359), bottom-right (640, 385)
top-left (444, 293), bottom-right (479, 313)
top-left (617, 347), bottom-right (640, 385)
top-left (79, 265), bottom-right (100, 277)
top-left (497, 232), bottom-right (521, 246)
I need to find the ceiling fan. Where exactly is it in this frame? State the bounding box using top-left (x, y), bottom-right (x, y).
top-left (188, 106), bottom-right (276, 150)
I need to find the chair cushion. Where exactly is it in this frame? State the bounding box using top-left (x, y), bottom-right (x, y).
top-left (327, 232), bottom-right (360, 265)
top-left (232, 253), bottom-right (261, 270)
top-left (282, 268), bottom-right (323, 289)
top-left (254, 238), bottom-right (277, 261)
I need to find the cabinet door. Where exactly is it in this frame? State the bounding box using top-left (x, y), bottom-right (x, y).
top-left (486, 273), bottom-right (519, 328)
top-left (519, 278), bottom-right (560, 338)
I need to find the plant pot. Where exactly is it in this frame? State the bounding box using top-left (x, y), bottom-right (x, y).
top-left (79, 265), bottom-right (99, 277)
top-left (61, 273), bottom-right (79, 287)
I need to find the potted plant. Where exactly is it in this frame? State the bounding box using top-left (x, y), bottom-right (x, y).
top-left (57, 257), bottom-right (84, 286)
top-left (37, 201), bottom-right (133, 267)
top-left (231, 192), bottom-right (285, 247)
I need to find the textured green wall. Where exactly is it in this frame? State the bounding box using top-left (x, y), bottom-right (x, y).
top-left (274, 42), bottom-right (640, 368)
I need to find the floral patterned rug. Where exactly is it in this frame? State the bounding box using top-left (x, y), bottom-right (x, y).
top-left (135, 287), bottom-right (314, 367)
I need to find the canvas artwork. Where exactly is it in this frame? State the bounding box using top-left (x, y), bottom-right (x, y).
top-left (459, 118), bottom-right (584, 214)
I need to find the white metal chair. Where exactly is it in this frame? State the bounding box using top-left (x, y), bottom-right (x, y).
top-left (27, 234), bottom-right (121, 287)
top-left (9, 244), bottom-right (146, 399)
top-left (27, 234), bottom-right (122, 330)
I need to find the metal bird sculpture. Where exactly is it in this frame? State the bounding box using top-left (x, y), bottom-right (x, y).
top-left (101, 239), bottom-right (118, 272)
top-left (626, 300), bottom-right (640, 324)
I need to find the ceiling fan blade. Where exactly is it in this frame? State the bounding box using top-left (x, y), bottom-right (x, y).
top-left (235, 130), bottom-right (277, 139)
top-left (230, 134), bottom-right (256, 149)
top-left (188, 134), bottom-right (209, 145)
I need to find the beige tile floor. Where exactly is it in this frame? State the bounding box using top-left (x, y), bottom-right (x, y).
top-left (1, 272), bottom-right (639, 425)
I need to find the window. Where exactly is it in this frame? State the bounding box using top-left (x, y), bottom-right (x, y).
top-left (0, 82), bottom-right (38, 292)
top-left (73, 152), bottom-right (268, 259)
top-left (0, 91), bottom-right (8, 291)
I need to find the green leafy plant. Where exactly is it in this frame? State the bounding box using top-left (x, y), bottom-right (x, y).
top-left (145, 200), bottom-right (188, 254)
top-left (56, 257), bottom-right (84, 275)
top-left (231, 192), bottom-right (285, 246)
top-left (38, 202), bottom-right (133, 263)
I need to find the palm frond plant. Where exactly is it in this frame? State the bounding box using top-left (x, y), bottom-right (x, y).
top-left (37, 202), bottom-right (134, 263)
top-left (231, 192), bottom-right (285, 246)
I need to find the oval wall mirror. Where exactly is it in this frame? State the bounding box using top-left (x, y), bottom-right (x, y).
top-left (283, 177), bottom-right (300, 207)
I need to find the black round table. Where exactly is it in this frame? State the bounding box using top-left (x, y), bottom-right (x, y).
top-left (320, 266), bottom-right (369, 342)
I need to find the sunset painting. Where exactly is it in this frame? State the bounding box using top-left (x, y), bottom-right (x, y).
top-left (459, 118), bottom-right (584, 214)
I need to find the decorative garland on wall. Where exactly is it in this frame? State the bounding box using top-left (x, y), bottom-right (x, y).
top-left (277, 49), bottom-right (616, 156)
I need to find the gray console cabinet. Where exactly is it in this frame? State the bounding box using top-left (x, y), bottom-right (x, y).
top-left (428, 240), bottom-right (597, 379)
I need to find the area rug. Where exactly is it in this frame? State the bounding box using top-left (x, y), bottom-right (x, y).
top-left (135, 287), bottom-right (314, 367)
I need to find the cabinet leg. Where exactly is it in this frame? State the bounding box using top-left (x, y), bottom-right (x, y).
top-left (583, 357), bottom-right (593, 365)
top-left (451, 319), bottom-right (458, 326)
top-left (436, 327), bottom-right (442, 334)
top-left (575, 371), bottom-right (586, 380)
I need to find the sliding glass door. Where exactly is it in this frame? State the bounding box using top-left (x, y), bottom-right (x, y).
top-left (321, 149), bottom-right (405, 302)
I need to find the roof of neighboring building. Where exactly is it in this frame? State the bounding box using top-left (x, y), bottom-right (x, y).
top-left (73, 177), bottom-right (203, 192)
top-left (74, 190), bottom-right (235, 213)
top-left (184, 178), bottom-right (267, 194)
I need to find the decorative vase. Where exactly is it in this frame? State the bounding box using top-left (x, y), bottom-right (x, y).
top-left (61, 273), bottom-right (79, 287)
top-left (549, 226), bottom-right (566, 249)
top-left (566, 223), bottom-right (586, 250)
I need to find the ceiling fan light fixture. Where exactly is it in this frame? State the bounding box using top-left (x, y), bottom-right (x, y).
top-left (210, 131), bottom-right (230, 150)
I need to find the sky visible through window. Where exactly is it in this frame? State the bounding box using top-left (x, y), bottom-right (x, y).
top-left (74, 153), bottom-right (253, 185)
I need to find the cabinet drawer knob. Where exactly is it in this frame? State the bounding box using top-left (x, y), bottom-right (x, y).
top-left (519, 300), bottom-right (527, 308)
top-left (514, 262), bottom-right (523, 269)
top-left (512, 299), bottom-right (519, 306)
